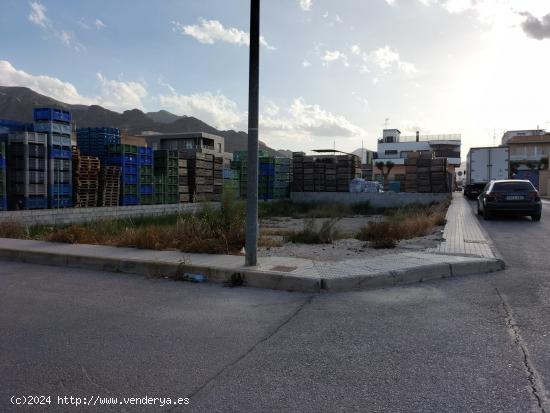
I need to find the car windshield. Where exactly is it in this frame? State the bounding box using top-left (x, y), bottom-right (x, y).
top-left (492, 182), bottom-right (534, 192)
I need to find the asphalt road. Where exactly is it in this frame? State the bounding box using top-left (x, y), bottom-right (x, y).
top-left (1, 202), bottom-right (550, 412)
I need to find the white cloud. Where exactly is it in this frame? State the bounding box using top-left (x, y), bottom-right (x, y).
top-left (370, 46), bottom-right (417, 74)
top-left (0, 60), bottom-right (147, 112)
top-left (28, 2), bottom-right (83, 50)
top-left (298, 0), bottom-right (313, 11)
top-left (94, 19), bottom-right (106, 30)
top-left (321, 50), bottom-right (349, 66)
top-left (260, 97), bottom-right (365, 145)
top-left (159, 90), bottom-right (245, 130)
top-left (302, 60), bottom-right (312, 67)
top-left (172, 19), bottom-right (275, 50)
top-left (28, 1), bottom-right (48, 27)
top-left (0, 59), bottom-right (89, 104)
top-left (96, 73), bottom-right (147, 112)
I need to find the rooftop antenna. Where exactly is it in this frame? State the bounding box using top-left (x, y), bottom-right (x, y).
top-left (384, 118), bottom-right (389, 129)
top-left (493, 129), bottom-right (496, 147)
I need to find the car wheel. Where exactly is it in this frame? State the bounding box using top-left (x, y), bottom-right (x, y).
top-left (532, 213), bottom-right (542, 222)
top-left (477, 202), bottom-right (483, 216)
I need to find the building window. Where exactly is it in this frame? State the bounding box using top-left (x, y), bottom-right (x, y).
top-left (510, 146), bottom-right (525, 156)
top-left (400, 151), bottom-right (411, 158)
top-left (217, 143), bottom-right (222, 153)
top-left (385, 150), bottom-right (398, 156)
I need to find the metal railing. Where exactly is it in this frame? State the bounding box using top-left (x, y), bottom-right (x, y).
top-left (398, 134), bottom-right (461, 142)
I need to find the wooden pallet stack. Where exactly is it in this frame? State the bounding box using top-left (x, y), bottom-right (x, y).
top-left (336, 155), bottom-right (361, 192)
top-left (417, 157), bottom-right (432, 193)
top-left (99, 165), bottom-right (121, 206)
top-left (404, 153), bottom-right (419, 193)
top-left (291, 152), bottom-right (305, 192)
top-left (177, 155), bottom-right (190, 203)
top-left (184, 153), bottom-right (215, 202)
top-left (72, 147), bottom-right (101, 208)
top-left (290, 152), bottom-right (361, 193)
top-left (213, 156), bottom-right (223, 201)
top-left (430, 158), bottom-right (448, 193)
top-left (303, 156), bottom-right (315, 192)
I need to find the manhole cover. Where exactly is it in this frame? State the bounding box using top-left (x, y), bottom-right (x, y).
top-left (270, 266), bottom-right (297, 273)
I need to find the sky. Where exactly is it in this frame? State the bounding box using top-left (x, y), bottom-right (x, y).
top-left (1, 0), bottom-right (550, 157)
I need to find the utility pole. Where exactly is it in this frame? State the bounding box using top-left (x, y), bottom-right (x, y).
top-left (245, 0), bottom-right (260, 266)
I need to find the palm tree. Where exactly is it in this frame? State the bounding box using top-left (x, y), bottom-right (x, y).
top-left (375, 161), bottom-right (395, 191)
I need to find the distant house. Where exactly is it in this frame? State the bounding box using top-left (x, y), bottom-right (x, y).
top-left (374, 128), bottom-right (461, 180)
top-left (503, 130), bottom-right (550, 194)
top-left (141, 132), bottom-right (225, 156)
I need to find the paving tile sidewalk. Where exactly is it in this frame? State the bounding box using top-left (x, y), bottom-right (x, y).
top-left (0, 192), bottom-right (503, 292)
top-left (427, 192), bottom-right (496, 259)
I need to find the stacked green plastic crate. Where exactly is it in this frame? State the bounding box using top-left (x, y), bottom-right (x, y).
top-left (139, 147), bottom-right (154, 205)
top-left (153, 150), bottom-right (178, 204)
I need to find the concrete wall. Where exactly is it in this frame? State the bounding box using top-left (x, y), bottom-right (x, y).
top-left (290, 192), bottom-right (449, 208)
top-left (0, 203), bottom-right (219, 226)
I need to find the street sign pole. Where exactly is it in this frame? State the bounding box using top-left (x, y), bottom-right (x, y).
top-left (245, 0), bottom-right (260, 266)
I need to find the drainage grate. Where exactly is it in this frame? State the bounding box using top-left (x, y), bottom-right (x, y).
top-left (270, 266), bottom-right (297, 273)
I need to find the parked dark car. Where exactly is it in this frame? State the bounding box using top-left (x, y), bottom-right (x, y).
top-left (477, 180), bottom-right (542, 221)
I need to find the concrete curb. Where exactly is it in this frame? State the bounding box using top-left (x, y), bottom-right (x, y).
top-left (322, 258), bottom-right (504, 292)
top-left (0, 243), bottom-right (503, 293)
top-left (466, 200), bottom-right (507, 269)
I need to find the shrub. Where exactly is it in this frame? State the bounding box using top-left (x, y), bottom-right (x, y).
top-left (0, 219), bottom-right (27, 239)
top-left (287, 218), bottom-right (342, 244)
top-left (45, 225), bottom-right (98, 244)
top-left (356, 201), bottom-right (448, 248)
top-left (259, 200), bottom-right (373, 218)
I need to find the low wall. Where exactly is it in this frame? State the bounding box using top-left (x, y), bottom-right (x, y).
top-left (290, 192), bottom-right (449, 208)
top-left (0, 203), bottom-right (219, 226)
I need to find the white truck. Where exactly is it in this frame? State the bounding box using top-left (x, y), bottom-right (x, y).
top-left (464, 147), bottom-right (510, 199)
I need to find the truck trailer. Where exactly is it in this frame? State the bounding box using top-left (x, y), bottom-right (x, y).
top-left (464, 147), bottom-right (510, 199)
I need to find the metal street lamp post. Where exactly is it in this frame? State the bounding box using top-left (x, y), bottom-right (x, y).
top-left (245, 0), bottom-right (260, 266)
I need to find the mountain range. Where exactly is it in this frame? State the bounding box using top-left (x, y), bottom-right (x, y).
top-left (0, 86), bottom-right (279, 155)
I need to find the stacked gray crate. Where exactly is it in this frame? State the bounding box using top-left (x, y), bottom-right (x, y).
top-left (7, 132), bottom-right (49, 209)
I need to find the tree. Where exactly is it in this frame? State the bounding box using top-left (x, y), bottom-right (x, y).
top-left (375, 161), bottom-right (395, 191)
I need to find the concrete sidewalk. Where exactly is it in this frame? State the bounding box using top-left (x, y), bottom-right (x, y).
top-left (0, 193), bottom-right (504, 293)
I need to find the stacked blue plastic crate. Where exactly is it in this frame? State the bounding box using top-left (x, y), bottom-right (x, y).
top-left (139, 147), bottom-right (154, 205)
top-left (106, 144), bottom-right (140, 205)
top-left (76, 127), bottom-right (120, 163)
top-left (33, 108), bottom-right (73, 208)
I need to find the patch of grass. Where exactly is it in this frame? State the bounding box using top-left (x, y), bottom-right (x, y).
top-left (356, 201), bottom-right (448, 249)
top-left (35, 191), bottom-right (247, 255)
top-left (287, 218), bottom-right (342, 244)
top-left (0, 219), bottom-right (28, 239)
top-left (259, 200), bottom-right (374, 219)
